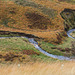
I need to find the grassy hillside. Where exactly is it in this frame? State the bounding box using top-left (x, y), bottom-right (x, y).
top-left (0, 0), bottom-right (75, 74)
top-left (0, 0), bottom-right (74, 43)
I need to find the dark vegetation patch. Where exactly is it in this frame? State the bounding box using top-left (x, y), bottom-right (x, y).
top-left (0, 52), bottom-right (23, 62)
top-left (21, 50), bottom-right (40, 55)
top-left (3, 52), bottom-right (20, 61)
top-left (60, 8), bottom-right (75, 31)
top-left (9, 10), bottom-right (16, 14)
top-left (0, 30), bottom-right (40, 38)
top-left (25, 12), bottom-right (53, 29)
top-left (51, 47), bottom-right (71, 52)
top-left (0, 50), bottom-right (39, 63)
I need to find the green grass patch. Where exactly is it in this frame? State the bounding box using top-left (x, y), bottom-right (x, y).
top-left (0, 37), bottom-right (58, 61)
top-left (37, 37), bottom-right (75, 56)
top-left (57, 37), bottom-right (75, 48)
top-left (0, 37), bottom-right (37, 52)
top-left (37, 41), bottom-right (64, 56)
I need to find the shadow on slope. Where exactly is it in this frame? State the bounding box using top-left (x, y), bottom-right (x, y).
top-left (60, 8), bottom-right (75, 31)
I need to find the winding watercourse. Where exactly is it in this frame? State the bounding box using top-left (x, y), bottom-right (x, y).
top-left (0, 29), bottom-right (75, 60)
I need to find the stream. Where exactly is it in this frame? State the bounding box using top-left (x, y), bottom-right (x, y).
top-left (67, 29), bottom-right (75, 39)
top-left (0, 29), bottom-right (75, 60)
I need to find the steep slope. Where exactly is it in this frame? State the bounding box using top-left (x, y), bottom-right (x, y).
top-left (60, 8), bottom-right (75, 31)
top-left (0, 0), bottom-right (75, 44)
